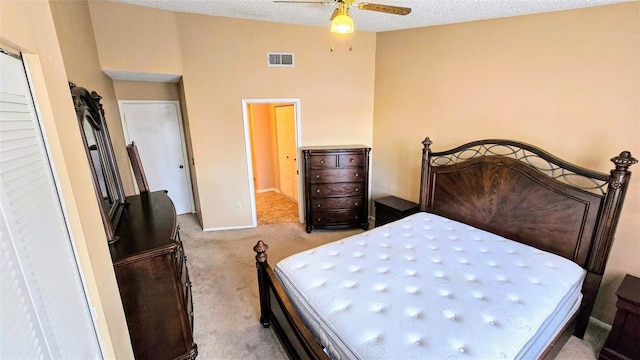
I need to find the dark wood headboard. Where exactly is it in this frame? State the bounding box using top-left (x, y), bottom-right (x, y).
top-left (418, 137), bottom-right (636, 338)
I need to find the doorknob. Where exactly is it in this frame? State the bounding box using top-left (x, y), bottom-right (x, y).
top-left (179, 165), bottom-right (184, 169)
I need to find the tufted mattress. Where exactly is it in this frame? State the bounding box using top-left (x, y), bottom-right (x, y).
top-left (275, 212), bottom-right (585, 360)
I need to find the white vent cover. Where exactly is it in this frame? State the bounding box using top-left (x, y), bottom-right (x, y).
top-left (267, 52), bottom-right (294, 67)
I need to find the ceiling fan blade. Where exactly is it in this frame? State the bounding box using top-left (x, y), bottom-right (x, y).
top-left (330, 8), bottom-right (339, 20)
top-left (357, 3), bottom-right (411, 15)
top-left (273, 1), bottom-right (335, 4)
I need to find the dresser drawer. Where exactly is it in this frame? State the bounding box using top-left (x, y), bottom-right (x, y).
top-left (309, 155), bottom-right (337, 168)
top-left (309, 168), bottom-right (365, 184)
top-left (311, 209), bottom-right (364, 226)
top-left (310, 183), bottom-right (364, 197)
top-left (338, 153), bottom-right (365, 167)
top-left (310, 196), bottom-right (364, 210)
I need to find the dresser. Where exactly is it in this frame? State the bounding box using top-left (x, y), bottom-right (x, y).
top-left (302, 145), bottom-right (371, 233)
top-left (110, 191), bottom-right (197, 360)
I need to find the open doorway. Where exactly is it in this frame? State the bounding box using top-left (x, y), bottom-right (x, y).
top-left (242, 99), bottom-right (302, 226)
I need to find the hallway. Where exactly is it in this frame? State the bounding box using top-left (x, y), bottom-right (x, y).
top-left (256, 191), bottom-right (299, 225)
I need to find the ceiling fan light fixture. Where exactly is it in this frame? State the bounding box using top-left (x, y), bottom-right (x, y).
top-left (331, 13), bottom-right (354, 34)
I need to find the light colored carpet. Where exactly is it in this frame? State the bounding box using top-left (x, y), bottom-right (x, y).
top-left (177, 214), bottom-right (610, 359)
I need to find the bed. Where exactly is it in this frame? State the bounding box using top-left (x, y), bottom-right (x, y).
top-left (253, 138), bottom-right (636, 359)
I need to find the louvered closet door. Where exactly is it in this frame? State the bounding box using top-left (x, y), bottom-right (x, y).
top-left (0, 51), bottom-right (102, 358)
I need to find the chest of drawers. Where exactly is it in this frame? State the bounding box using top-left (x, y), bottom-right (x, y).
top-left (302, 146), bottom-right (371, 233)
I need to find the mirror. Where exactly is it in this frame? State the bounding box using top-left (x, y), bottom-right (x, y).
top-left (70, 82), bottom-right (125, 244)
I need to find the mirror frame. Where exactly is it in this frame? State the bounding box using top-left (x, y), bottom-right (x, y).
top-left (70, 82), bottom-right (126, 244)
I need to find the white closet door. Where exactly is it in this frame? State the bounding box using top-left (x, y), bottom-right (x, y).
top-left (0, 51), bottom-right (102, 359)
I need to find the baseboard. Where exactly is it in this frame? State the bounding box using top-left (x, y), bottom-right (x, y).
top-left (589, 316), bottom-right (612, 331)
top-left (256, 188), bottom-right (278, 194)
top-left (202, 224), bottom-right (254, 232)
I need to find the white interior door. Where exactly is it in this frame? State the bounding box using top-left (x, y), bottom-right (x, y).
top-left (119, 101), bottom-right (194, 214)
top-left (275, 105), bottom-right (298, 202)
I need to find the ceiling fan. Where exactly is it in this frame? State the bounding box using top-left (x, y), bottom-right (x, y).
top-left (274, 0), bottom-right (412, 34)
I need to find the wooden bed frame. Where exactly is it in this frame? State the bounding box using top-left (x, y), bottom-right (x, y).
top-left (253, 138), bottom-right (636, 359)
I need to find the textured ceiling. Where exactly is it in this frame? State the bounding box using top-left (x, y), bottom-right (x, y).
top-left (108, 0), bottom-right (631, 32)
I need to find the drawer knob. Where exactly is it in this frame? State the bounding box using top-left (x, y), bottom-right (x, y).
top-left (316, 189), bottom-right (321, 193)
top-left (355, 215), bottom-right (359, 219)
top-left (317, 204), bottom-right (321, 208)
top-left (316, 174), bottom-right (320, 179)
top-left (350, 158), bottom-right (354, 162)
top-left (355, 188), bottom-right (359, 192)
top-left (317, 217), bottom-right (322, 222)
top-left (354, 202), bottom-right (359, 206)
top-left (320, 159), bottom-right (325, 164)
top-left (355, 173), bottom-right (359, 177)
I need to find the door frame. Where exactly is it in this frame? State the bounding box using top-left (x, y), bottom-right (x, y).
top-left (242, 98), bottom-right (302, 227)
top-left (118, 100), bottom-right (195, 213)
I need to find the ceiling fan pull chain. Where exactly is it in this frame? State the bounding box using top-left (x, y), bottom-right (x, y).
top-left (329, 33), bottom-right (353, 52)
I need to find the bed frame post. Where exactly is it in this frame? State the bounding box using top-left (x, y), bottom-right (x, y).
top-left (254, 240), bottom-right (271, 328)
top-left (419, 137), bottom-right (433, 212)
top-left (576, 151), bottom-right (637, 338)
top-left (589, 151), bottom-right (637, 274)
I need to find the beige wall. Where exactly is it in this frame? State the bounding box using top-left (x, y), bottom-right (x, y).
top-left (175, 15), bottom-right (376, 229)
top-left (89, 1), bottom-right (182, 77)
top-left (372, 2), bottom-right (640, 323)
top-left (88, 2), bottom-right (376, 229)
top-left (178, 78), bottom-right (202, 221)
top-left (250, 103), bottom-right (277, 191)
top-left (50, 0), bottom-right (135, 196)
top-left (113, 80), bottom-right (181, 101)
top-left (0, 0), bottom-right (133, 357)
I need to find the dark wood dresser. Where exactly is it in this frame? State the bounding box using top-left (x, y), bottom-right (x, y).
top-left (600, 274), bottom-right (640, 360)
top-left (302, 145), bottom-right (371, 233)
top-left (110, 191), bottom-right (197, 360)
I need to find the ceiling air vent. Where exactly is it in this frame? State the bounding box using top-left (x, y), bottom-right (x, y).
top-left (267, 52), bottom-right (294, 67)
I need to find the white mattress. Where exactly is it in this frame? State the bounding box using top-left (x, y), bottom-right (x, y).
top-left (275, 212), bottom-right (585, 360)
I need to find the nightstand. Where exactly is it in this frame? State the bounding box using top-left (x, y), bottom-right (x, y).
top-left (374, 196), bottom-right (419, 227)
top-left (599, 274), bottom-right (640, 360)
